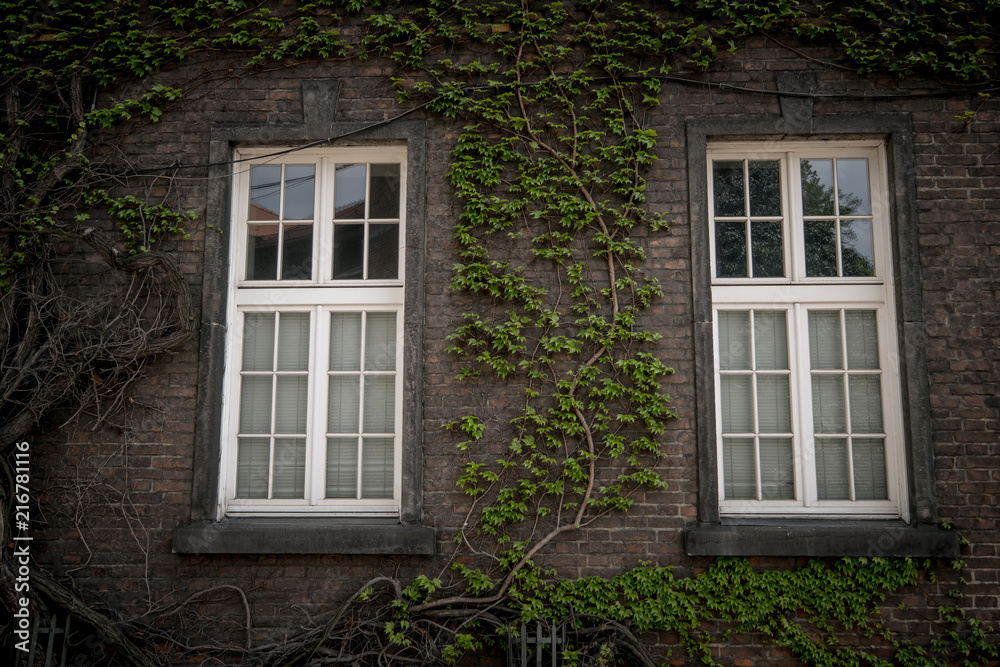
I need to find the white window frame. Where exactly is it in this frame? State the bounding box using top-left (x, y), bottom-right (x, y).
top-left (708, 140), bottom-right (908, 519)
top-left (220, 146), bottom-right (407, 517)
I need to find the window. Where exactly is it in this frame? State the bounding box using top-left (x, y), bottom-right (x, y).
top-left (222, 146), bottom-right (406, 516)
top-left (708, 142), bottom-right (906, 519)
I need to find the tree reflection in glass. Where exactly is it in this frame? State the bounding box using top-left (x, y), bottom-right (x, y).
top-left (801, 159), bottom-right (874, 277)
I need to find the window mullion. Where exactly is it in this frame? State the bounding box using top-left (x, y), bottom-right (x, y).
top-left (309, 306), bottom-right (326, 505)
top-left (793, 303), bottom-right (818, 507)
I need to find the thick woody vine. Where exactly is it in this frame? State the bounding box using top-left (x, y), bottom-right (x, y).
top-left (1, 1), bottom-right (998, 666)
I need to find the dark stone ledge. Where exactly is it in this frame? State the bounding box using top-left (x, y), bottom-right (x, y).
top-left (173, 518), bottom-right (436, 555)
top-left (685, 521), bottom-right (960, 558)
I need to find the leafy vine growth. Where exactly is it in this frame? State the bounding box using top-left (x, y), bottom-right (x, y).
top-left (1, 1), bottom-right (998, 665)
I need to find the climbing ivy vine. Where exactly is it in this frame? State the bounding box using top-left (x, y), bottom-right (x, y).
top-left (2, 1), bottom-right (998, 665)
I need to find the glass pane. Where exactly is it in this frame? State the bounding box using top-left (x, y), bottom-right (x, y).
top-left (748, 160), bottom-right (780, 217)
top-left (249, 165), bottom-right (281, 220)
top-left (849, 375), bottom-right (884, 433)
top-left (335, 163), bottom-right (366, 218)
top-left (715, 221), bottom-right (747, 278)
top-left (274, 376), bottom-right (308, 433)
top-left (836, 159), bottom-right (871, 215)
top-left (815, 438), bottom-right (850, 500)
top-left (236, 438), bottom-right (270, 498)
top-left (853, 438), bottom-right (888, 500)
top-left (809, 311), bottom-right (843, 370)
top-left (754, 311), bottom-right (787, 370)
top-left (272, 438), bottom-right (305, 498)
top-left (841, 219), bottom-right (875, 277)
top-left (242, 313), bottom-right (275, 372)
top-left (330, 312), bottom-right (362, 371)
top-left (370, 164), bottom-right (401, 219)
top-left (247, 224), bottom-right (279, 280)
top-left (239, 376), bottom-right (272, 434)
top-left (368, 224), bottom-right (399, 280)
top-left (328, 375), bottom-right (360, 433)
top-left (332, 223), bottom-right (365, 280)
top-left (812, 375), bottom-right (846, 434)
top-left (283, 165), bottom-right (315, 219)
top-left (361, 437), bottom-right (394, 498)
top-left (800, 159), bottom-right (834, 216)
top-left (804, 221), bottom-right (837, 277)
top-left (720, 375), bottom-right (753, 433)
top-left (713, 161), bottom-right (745, 217)
top-left (718, 311), bottom-right (750, 370)
top-left (363, 375), bottom-right (395, 433)
top-left (281, 224), bottom-right (313, 280)
top-left (326, 437), bottom-right (358, 498)
top-left (365, 312), bottom-right (397, 371)
top-left (750, 220), bottom-right (783, 277)
top-left (723, 437), bottom-right (756, 500)
top-left (757, 375), bottom-right (791, 433)
top-left (759, 438), bottom-right (794, 500)
top-left (277, 313), bottom-right (310, 371)
top-left (845, 311), bottom-right (879, 370)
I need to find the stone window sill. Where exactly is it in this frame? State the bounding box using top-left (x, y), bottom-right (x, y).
top-left (172, 518), bottom-right (436, 555)
top-left (685, 520), bottom-right (960, 558)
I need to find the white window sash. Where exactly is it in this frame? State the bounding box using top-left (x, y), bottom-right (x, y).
top-left (219, 147), bottom-right (406, 517)
top-left (708, 141), bottom-right (907, 519)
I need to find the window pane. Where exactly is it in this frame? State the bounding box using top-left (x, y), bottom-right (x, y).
top-left (242, 313), bottom-right (275, 372)
top-left (800, 159), bottom-right (834, 216)
top-left (274, 376), bottom-right (308, 433)
top-left (748, 160), bottom-right (780, 217)
top-left (715, 221), bottom-right (747, 278)
top-left (759, 438), bottom-right (794, 500)
top-left (332, 223), bottom-right (365, 280)
top-left (335, 163), bottom-right (366, 218)
top-left (283, 165), bottom-right (315, 220)
top-left (845, 311), bottom-right (879, 370)
top-left (757, 375), bottom-right (791, 433)
top-left (713, 161), bottom-right (745, 216)
top-left (815, 438), bottom-right (850, 499)
top-left (723, 437), bottom-right (756, 500)
top-left (330, 312), bottom-right (362, 371)
top-left (836, 159), bottom-right (871, 215)
top-left (249, 165), bottom-right (281, 220)
top-left (239, 376), bottom-right (272, 434)
top-left (720, 375), bottom-right (753, 433)
top-left (281, 224), bottom-right (313, 280)
top-left (363, 375), bottom-right (395, 433)
top-left (236, 438), bottom-right (270, 499)
top-left (809, 311), bottom-right (842, 370)
top-left (326, 437), bottom-right (358, 498)
top-left (804, 221), bottom-right (837, 277)
top-left (361, 437), bottom-right (394, 498)
top-left (750, 220), bottom-right (783, 277)
top-left (368, 224), bottom-right (399, 280)
top-left (246, 224), bottom-right (279, 280)
top-left (370, 164), bottom-right (401, 218)
top-left (328, 375), bottom-right (360, 433)
top-left (853, 438), bottom-right (888, 500)
top-left (718, 311), bottom-right (750, 370)
top-left (849, 375), bottom-right (884, 433)
top-left (754, 311), bottom-right (787, 370)
top-left (365, 312), bottom-right (397, 371)
top-left (812, 375), bottom-right (846, 434)
top-left (841, 219), bottom-right (875, 277)
top-left (277, 312), bottom-right (310, 371)
top-left (272, 438), bottom-right (305, 498)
